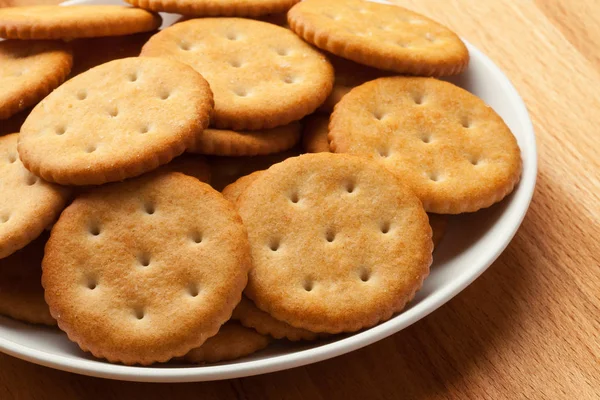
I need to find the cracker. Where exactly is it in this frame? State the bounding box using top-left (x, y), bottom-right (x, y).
top-left (42, 172), bottom-right (251, 365)
top-left (18, 57), bottom-right (214, 186)
top-left (188, 123), bottom-right (301, 156)
top-left (302, 114), bottom-right (330, 153)
top-left (0, 6), bottom-right (161, 40)
top-left (222, 170), bottom-right (264, 204)
top-left (232, 296), bottom-right (318, 341)
top-left (0, 134), bottom-right (70, 259)
top-left (0, 232), bottom-right (55, 326)
top-left (141, 18), bottom-right (333, 130)
top-left (158, 154), bottom-right (211, 183)
top-left (126, 0), bottom-right (299, 18)
top-left (184, 321), bottom-right (270, 363)
top-left (319, 54), bottom-right (392, 113)
top-left (329, 77), bottom-right (522, 214)
top-left (288, 0), bottom-right (469, 76)
top-left (69, 32), bottom-right (154, 77)
top-left (429, 213), bottom-right (448, 250)
top-left (0, 40), bottom-right (72, 120)
top-left (208, 149), bottom-right (301, 191)
top-left (237, 153), bottom-right (432, 333)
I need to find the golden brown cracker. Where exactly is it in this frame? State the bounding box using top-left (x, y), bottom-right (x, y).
top-left (141, 18), bottom-right (333, 130)
top-left (18, 57), bottom-right (214, 185)
top-left (288, 0), bottom-right (469, 76)
top-left (42, 172), bottom-right (251, 365)
top-left (329, 77), bottom-right (522, 214)
top-left (237, 153), bottom-right (432, 333)
top-left (126, 0), bottom-right (299, 18)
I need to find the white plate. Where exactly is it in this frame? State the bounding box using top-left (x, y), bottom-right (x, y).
top-left (0, 0), bottom-right (537, 382)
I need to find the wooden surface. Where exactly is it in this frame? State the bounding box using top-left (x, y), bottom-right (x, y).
top-left (1, 0), bottom-right (599, 398)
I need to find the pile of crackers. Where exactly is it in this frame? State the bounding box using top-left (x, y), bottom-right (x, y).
top-left (0, 0), bottom-right (522, 365)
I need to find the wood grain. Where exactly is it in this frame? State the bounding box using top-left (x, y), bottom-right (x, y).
top-left (1, 0), bottom-right (599, 398)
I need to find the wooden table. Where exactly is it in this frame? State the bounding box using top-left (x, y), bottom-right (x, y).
top-left (1, 0), bottom-right (599, 398)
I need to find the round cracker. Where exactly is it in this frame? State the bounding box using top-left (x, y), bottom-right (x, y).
top-left (329, 77), bottom-right (523, 214)
top-left (141, 18), bottom-right (333, 130)
top-left (42, 172), bottom-right (251, 365)
top-left (184, 321), bottom-right (270, 363)
top-left (0, 134), bottom-right (70, 259)
top-left (18, 57), bottom-right (214, 186)
top-left (0, 40), bottom-right (72, 120)
top-left (0, 5), bottom-right (161, 40)
top-left (232, 296), bottom-right (318, 341)
top-left (302, 114), bottom-right (330, 153)
top-left (0, 232), bottom-right (55, 326)
top-left (188, 123), bottom-right (301, 156)
top-left (127, 0), bottom-right (299, 17)
top-left (288, 0), bottom-right (469, 76)
top-left (237, 153), bottom-right (433, 333)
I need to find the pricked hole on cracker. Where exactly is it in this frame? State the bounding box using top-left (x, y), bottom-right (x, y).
top-left (420, 133), bottom-right (432, 143)
top-left (187, 283), bottom-right (199, 297)
top-left (461, 116), bottom-right (472, 128)
top-left (76, 90), bottom-right (87, 100)
top-left (89, 223), bottom-right (101, 236)
top-left (326, 229), bottom-right (336, 243)
top-left (138, 253), bottom-right (151, 267)
top-left (159, 90), bottom-right (171, 100)
top-left (190, 231), bottom-right (203, 244)
top-left (0, 214), bottom-right (10, 224)
top-left (359, 267), bottom-right (371, 282)
top-left (303, 279), bottom-right (314, 292)
top-left (144, 202), bottom-right (155, 215)
top-left (373, 110), bottom-right (386, 121)
top-left (86, 277), bottom-right (97, 290)
top-left (345, 180), bottom-right (356, 194)
top-left (55, 125), bottom-right (66, 135)
top-left (127, 72), bottom-right (138, 82)
top-left (380, 221), bottom-right (391, 234)
top-left (428, 172), bottom-right (441, 182)
top-left (26, 174), bottom-right (37, 186)
top-left (269, 238), bottom-right (280, 252)
top-left (283, 75), bottom-right (297, 84)
top-left (289, 191), bottom-right (300, 204)
top-left (108, 108), bottom-right (119, 118)
top-left (85, 145), bottom-right (96, 153)
top-left (378, 148), bottom-right (390, 158)
top-left (228, 59), bottom-right (243, 68)
top-left (179, 41), bottom-right (191, 51)
top-left (412, 92), bottom-right (425, 105)
top-left (233, 88), bottom-right (249, 97)
top-left (469, 155), bottom-right (481, 166)
top-left (140, 124), bottom-right (150, 134)
top-left (275, 48), bottom-right (290, 56)
top-left (7, 153), bottom-right (17, 163)
top-left (425, 33), bottom-right (436, 42)
top-left (226, 32), bottom-right (240, 41)
top-left (134, 308), bottom-right (145, 320)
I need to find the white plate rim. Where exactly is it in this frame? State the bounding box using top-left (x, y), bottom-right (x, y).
top-left (0, 1), bottom-right (537, 383)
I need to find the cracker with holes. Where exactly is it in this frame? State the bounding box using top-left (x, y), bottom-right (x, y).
top-left (42, 172), bottom-right (251, 365)
top-left (0, 5), bottom-right (161, 40)
top-left (141, 18), bottom-right (333, 130)
top-left (288, 0), bottom-right (469, 76)
top-left (127, 0), bottom-right (299, 18)
top-left (188, 122), bottom-right (301, 156)
top-left (0, 40), bottom-right (72, 120)
top-left (18, 57), bottom-right (214, 185)
top-left (302, 114), bottom-right (330, 153)
top-left (237, 153), bottom-right (432, 333)
top-left (184, 321), bottom-right (270, 363)
top-left (0, 232), bottom-right (55, 326)
top-left (0, 134), bottom-right (70, 259)
top-left (329, 77), bottom-right (522, 214)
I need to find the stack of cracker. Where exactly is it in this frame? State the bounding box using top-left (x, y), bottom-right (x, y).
top-left (0, 0), bottom-right (521, 365)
